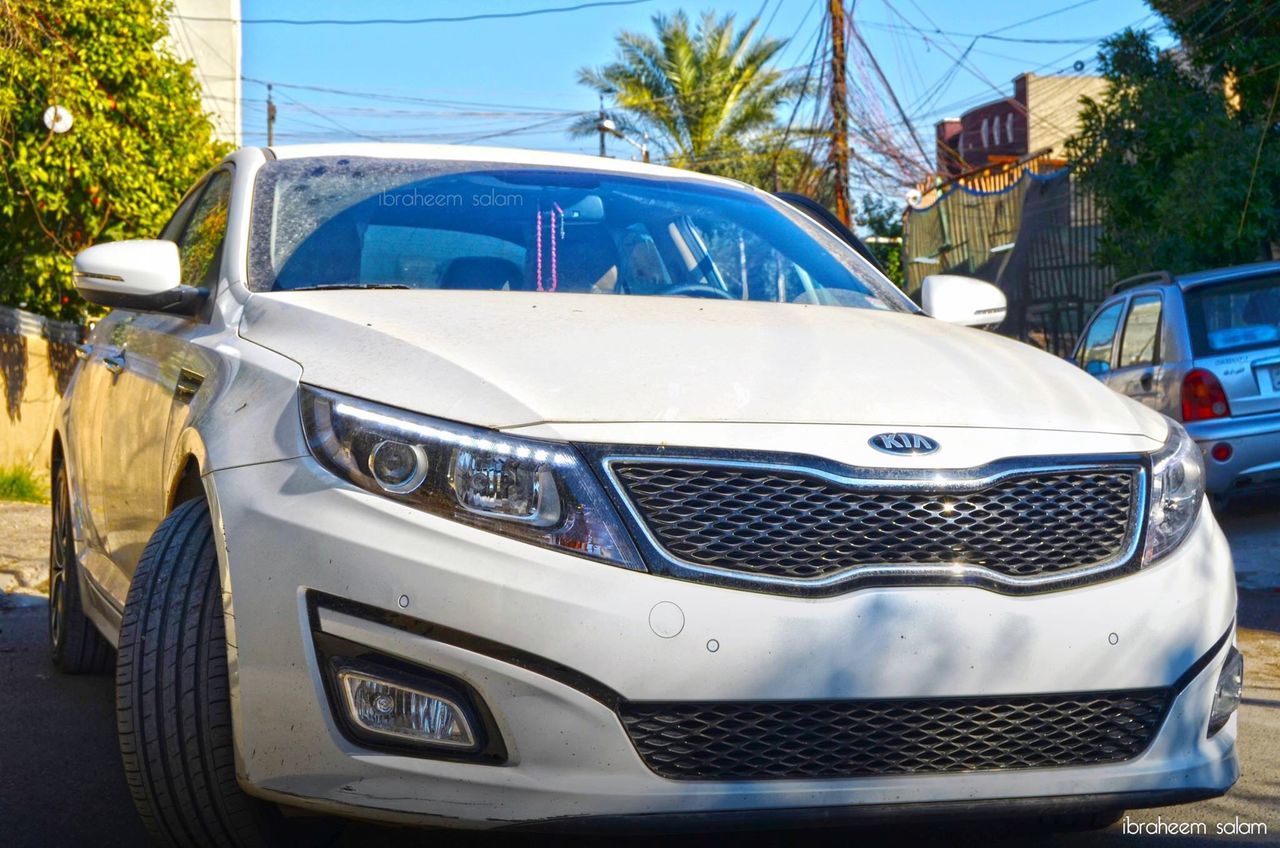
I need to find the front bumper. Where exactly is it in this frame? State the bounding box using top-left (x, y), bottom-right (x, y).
top-left (208, 456), bottom-right (1239, 829)
top-left (1188, 410), bottom-right (1280, 494)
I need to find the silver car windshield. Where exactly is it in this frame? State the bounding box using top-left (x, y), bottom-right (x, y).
top-left (247, 157), bottom-right (912, 311)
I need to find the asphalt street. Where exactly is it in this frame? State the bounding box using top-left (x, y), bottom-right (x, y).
top-left (1, 496), bottom-right (1277, 847)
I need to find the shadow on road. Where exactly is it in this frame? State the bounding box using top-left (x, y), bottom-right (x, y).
top-left (1, 598), bottom-right (1275, 847)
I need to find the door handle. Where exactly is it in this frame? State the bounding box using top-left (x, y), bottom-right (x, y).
top-left (103, 353), bottom-right (125, 375)
top-left (74, 343), bottom-right (93, 360)
top-left (175, 368), bottom-right (204, 401)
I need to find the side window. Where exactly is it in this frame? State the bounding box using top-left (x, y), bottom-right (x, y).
top-left (159, 183), bottom-right (205, 242)
top-left (1079, 301), bottom-right (1125, 376)
top-left (1118, 294), bottom-right (1163, 368)
top-left (176, 170), bottom-right (233, 288)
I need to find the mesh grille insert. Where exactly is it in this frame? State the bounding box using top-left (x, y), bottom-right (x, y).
top-left (612, 463), bottom-right (1137, 581)
top-left (620, 691), bottom-right (1170, 780)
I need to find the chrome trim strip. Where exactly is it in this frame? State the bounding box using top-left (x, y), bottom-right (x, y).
top-left (601, 455), bottom-right (1148, 594)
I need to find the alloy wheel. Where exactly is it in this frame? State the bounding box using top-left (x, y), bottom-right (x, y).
top-left (47, 472), bottom-right (70, 649)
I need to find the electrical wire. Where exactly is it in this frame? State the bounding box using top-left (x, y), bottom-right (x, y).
top-left (173, 0), bottom-right (656, 26)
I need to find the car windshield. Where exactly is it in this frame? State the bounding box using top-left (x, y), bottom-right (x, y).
top-left (247, 157), bottom-right (910, 311)
top-left (1184, 273), bottom-right (1280, 356)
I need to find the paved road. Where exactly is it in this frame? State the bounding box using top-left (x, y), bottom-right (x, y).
top-left (1, 497), bottom-right (1278, 847)
top-left (1220, 494), bottom-right (1280, 592)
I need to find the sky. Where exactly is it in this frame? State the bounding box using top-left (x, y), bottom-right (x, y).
top-left (217, 0), bottom-right (1169, 195)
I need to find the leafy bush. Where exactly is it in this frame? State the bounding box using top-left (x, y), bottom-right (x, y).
top-left (0, 0), bottom-right (231, 321)
top-left (0, 465), bottom-right (47, 503)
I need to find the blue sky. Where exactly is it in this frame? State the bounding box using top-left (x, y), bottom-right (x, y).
top-left (231, 0), bottom-right (1166, 178)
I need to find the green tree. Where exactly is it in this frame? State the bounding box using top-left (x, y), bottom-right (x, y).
top-left (0, 0), bottom-right (230, 320)
top-left (855, 194), bottom-right (903, 287)
top-left (1067, 23), bottom-right (1280, 278)
top-left (1150, 0), bottom-right (1280, 123)
top-left (574, 10), bottom-right (800, 176)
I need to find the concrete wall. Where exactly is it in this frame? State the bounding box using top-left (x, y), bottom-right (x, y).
top-left (167, 0), bottom-right (242, 146)
top-left (0, 308), bottom-right (82, 480)
top-left (1024, 73), bottom-right (1108, 158)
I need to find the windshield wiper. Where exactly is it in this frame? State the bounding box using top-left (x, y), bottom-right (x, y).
top-left (289, 283), bottom-right (414, 291)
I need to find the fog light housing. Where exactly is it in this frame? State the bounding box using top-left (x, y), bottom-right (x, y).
top-left (337, 667), bottom-right (477, 749)
top-left (1207, 646), bottom-right (1243, 737)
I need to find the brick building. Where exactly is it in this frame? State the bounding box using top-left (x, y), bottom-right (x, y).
top-left (935, 72), bottom-right (1107, 177)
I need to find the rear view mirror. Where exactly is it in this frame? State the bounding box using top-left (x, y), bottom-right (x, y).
top-left (560, 194), bottom-right (604, 223)
top-left (921, 275), bottom-right (1007, 328)
top-left (72, 240), bottom-right (207, 316)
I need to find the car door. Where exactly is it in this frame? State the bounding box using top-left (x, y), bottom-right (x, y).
top-left (64, 313), bottom-right (126, 564)
top-left (68, 186), bottom-right (202, 598)
top-left (1109, 293), bottom-right (1164, 409)
top-left (97, 169), bottom-right (233, 598)
top-left (1074, 299), bottom-right (1126, 385)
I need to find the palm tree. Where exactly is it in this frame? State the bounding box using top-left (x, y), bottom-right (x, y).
top-left (574, 11), bottom-right (800, 172)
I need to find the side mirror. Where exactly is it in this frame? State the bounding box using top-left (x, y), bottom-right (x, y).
top-left (921, 274), bottom-right (1007, 328)
top-left (72, 240), bottom-right (207, 316)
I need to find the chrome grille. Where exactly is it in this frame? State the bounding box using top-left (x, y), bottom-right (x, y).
top-left (611, 463), bottom-right (1138, 582)
top-left (620, 690), bottom-right (1170, 780)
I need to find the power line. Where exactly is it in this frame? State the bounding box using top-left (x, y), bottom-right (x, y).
top-left (272, 88), bottom-right (381, 141)
top-left (173, 0), bottom-right (655, 26)
top-left (987, 0), bottom-right (1107, 36)
top-left (858, 20), bottom-right (1105, 45)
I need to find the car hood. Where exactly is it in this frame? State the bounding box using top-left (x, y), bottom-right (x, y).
top-left (240, 290), bottom-right (1166, 438)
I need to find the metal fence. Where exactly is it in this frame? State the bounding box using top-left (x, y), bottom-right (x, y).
top-left (903, 156), bottom-right (1111, 357)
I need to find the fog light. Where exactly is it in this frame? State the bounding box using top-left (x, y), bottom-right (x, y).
top-left (1207, 646), bottom-right (1243, 737)
top-left (1210, 442), bottom-right (1233, 463)
top-left (337, 669), bottom-right (476, 748)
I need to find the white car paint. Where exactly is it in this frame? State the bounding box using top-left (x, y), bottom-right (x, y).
top-left (921, 273), bottom-right (1009, 327)
top-left (57, 144), bottom-right (1237, 831)
top-left (73, 239), bottom-right (180, 297)
top-left (240, 289), bottom-right (1166, 435)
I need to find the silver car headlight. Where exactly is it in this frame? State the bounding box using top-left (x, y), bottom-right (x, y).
top-left (1144, 418), bottom-right (1205, 563)
top-left (299, 386), bottom-right (643, 570)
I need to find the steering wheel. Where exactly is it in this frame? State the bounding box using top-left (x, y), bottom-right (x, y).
top-left (655, 282), bottom-right (735, 300)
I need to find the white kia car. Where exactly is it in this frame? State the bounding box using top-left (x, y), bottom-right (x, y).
top-left (52, 145), bottom-right (1240, 844)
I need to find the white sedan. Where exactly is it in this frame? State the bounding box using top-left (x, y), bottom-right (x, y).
top-left (51, 144), bottom-right (1240, 844)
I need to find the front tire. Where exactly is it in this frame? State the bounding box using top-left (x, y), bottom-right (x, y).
top-left (48, 464), bottom-right (113, 674)
top-left (116, 499), bottom-right (315, 847)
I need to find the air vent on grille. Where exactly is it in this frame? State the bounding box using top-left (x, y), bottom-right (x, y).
top-left (620, 691), bottom-right (1170, 780)
top-left (612, 463), bottom-right (1136, 582)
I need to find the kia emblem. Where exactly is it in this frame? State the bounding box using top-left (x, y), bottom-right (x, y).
top-left (869, 432), bottom-right (939, 456)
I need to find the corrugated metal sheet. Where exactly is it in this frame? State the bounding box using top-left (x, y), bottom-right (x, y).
top-left (904, 157), bottom-right (1111, 356)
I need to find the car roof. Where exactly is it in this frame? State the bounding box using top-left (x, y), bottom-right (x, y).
top-left (256, 142), bottom-right (749, 190)
top-left (1111, 260), bottom-right (1280, 295)
top-left (1174, 260), bottom-right (1280, 290)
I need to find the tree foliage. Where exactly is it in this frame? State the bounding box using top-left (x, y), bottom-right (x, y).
top-left (856, 193), bottom-right (903, 286)
top-left (574, 10), bottom-right (801, 176)
top-left (1067, 14), bottom-right (1280, 279)
top-left (0, 0), bottom-right (230, 320)
top-left (1150, 0), bottom-right (1280, 124)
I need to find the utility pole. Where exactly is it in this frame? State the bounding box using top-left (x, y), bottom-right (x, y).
top-left (267, 83), bottom-right (277, 147)
top-left (597, 94), bottom-right (607, 157)
top-left (829, 0), bottom-right (850, 226)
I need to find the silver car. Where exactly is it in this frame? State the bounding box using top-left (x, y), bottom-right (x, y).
top-left (1073, 261), bottom-right (1280, 497)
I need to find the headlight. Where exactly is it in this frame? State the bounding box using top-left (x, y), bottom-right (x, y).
top-left (300, 386), bottom-right (643, 570)
top-left (1143, 418), bottom-right (1205, 563)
